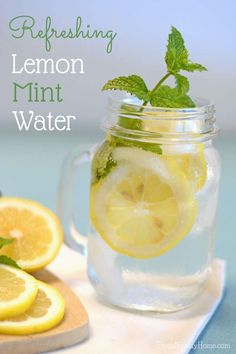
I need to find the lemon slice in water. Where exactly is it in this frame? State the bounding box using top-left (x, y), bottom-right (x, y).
top-left (90, 147), bottom-right (198, 258)
top-left (143, 117), bottom-right (207, 191)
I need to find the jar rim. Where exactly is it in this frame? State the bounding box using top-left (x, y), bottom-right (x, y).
top-left (104, 92), bottom-right (218, 142)
top-left (107, 92), bottom-right (215, 121)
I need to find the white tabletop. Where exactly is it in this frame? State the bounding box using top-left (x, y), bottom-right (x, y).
top-left (47, 245), bottom-right (225, 354)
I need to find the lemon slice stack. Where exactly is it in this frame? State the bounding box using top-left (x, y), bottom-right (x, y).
top-left (0, 268), bottom-right (65, 335)
top-left (0, 265), bottom-right (38, 320)
top-left (0, 198), bottom-right (65, 335)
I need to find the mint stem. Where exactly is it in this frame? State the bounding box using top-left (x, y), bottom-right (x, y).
top-left (139, 72), bottom-right (172, 112)
top-left (151, 72), bottom-right (172, 93)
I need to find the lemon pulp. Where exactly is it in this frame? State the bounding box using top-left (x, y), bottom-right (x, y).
top-left (0, 198), bottom-right (63, 271)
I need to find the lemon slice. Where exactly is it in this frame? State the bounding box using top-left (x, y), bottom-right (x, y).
top-left (162, 144), bottom-right (207, 191)
top-left (0, 198), bottom-right (63, 271)
top-left (0, 280), bottom-right (65, 335)
top-left (175, 144), bottom-right (207, 191)
top-left (90, 147), bottom-right (198, 258)
top-left (0, 264), bottom-right (38, 320)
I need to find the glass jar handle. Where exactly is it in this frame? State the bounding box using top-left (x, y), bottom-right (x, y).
top-left (57, 145), bottom-right (92, 256)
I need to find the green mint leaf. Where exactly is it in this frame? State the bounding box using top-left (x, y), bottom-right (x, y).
top-left (92, 141), bottom-right (117, 183)
top-left (181, 62), bottom-right (207, 72)
top-left (0, 238), bottom-right (19, 268)
top-left (0, 255), bottom-right (20, 268)
top-left (119, 104), bottom-right (142, 130)
top-left (165, 26), bottom-right (189, 73)
top-left (102, 75), bottom-right (149, 101)
top-left (0, 237), bottom-right (13, 249)
top-left (92, 136), bottom-right (163, 183)
top-left (173, 94), bottom-right (196, 107)
top-left (165, 26), bottom-right (207, 75)
top-left (119, 116), bottom-right (142, 130)
top-left (150, 85), bottom-right (195, 108)
top-left (174, 73), bottom-right (189, 95)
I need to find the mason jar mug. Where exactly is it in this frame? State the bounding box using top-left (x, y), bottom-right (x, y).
top-left (58, 94), bottom-right (220, 312)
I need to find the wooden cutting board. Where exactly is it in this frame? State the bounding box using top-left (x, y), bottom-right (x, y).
top-left (0, 270), bottom-right (89, 354)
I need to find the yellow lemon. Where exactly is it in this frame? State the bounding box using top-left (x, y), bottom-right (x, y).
top-left (0, 280), bottom-right (65, 335)
top-left (90, 147), bottom-right (198, 258)
top-left (142, 116), bottom-right (207, 191)
top-left (0, 198), bottom-right (63, 271)
top-left (175, 144), bottom-right (207, 191)
top-left (0, 264), bottom-right (38, 320)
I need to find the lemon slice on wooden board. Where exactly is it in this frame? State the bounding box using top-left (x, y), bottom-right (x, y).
top-left (0, 198), bottom-right (63, 271)
top-left (0, 280), bottom-right (65, 335)
top-left (0, 264), bottom-right (38, 320)
top-left (90, 147), bottom-right (198, 259)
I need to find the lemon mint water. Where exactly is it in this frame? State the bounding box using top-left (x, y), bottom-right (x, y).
top-left (86, 27), bottom-right (220, 312)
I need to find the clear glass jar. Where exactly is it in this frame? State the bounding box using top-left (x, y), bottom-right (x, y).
top-left (58, 93), bottom-right (220, 313)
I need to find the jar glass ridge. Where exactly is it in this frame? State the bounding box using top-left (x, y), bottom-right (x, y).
top-left (104, 93), bottom-right (217, 142)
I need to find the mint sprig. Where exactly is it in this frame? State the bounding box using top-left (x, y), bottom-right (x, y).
top-left (96, 27), bottom-right (207, 183)
top-left (0, 237), bottom-right (20, 268)
top-left (102, 26), bottom-right (207, 109)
